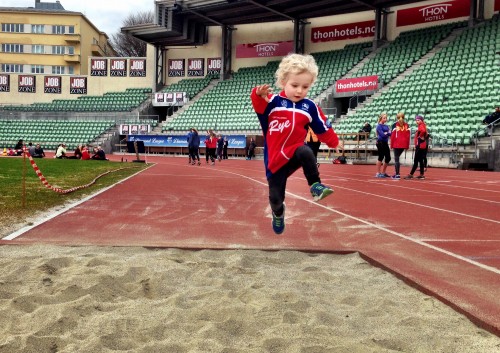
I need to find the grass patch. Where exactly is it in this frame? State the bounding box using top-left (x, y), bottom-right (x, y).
top-left (0, 157), bottom-right (149, 236)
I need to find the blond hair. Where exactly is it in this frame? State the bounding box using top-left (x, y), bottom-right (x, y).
top-left (396, 112), bottom-right (405, 120)
top-left (275, 53), bottom-right (318, 89)
top-left (378, 112), bottom-right (387, 123)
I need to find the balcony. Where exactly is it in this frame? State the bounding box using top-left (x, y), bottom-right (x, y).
top-left (64, 34), bottom-right (81, 43)
top-left (64, 54), bottom-right (80, 63)
top-left (91, 44), bottom-right (105, 56)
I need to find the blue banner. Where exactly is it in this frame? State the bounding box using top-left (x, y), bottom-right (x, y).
top-left (128, 134), bottom-right (247, 149)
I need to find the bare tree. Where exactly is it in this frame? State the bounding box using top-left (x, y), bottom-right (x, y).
top-left (111, 11), bottom-right (154, 57)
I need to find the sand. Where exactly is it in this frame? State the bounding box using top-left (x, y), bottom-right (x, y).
top-left (0, 245), bottom-right (499, 353)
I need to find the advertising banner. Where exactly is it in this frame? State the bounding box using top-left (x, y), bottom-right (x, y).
top-left (90, 58), bottom-right (108, 76)
top-left (44, 76), bottom-right (62, 94)
top-left (18, 75), bottom-right (36, 93)
top-left (128, 134), bottom-right (247, 148)
top-left (207, 58), bottom-right (221, 75)
top-left (0, 74), bottom-right (10, 92)
top-left (336, 75), bottom-right (379, 93)
top-left (152, 92), bottom-right (187, 106)
top-left (129, 59), bottom-right (146, 77)
top-left (187, 58), bottom-right (204, 77)
top-left (70, 76), bottom-right (87, 94)
top-left (396, 0), bottom-right (470, 27)
top-left (110, 59), bottom-right (127, 77)
top-left (311, 20), bottom-right (376, 43)
top-left (236, 41), bottom-right (294, 58)
top-left (120, 124), bottom-right (150, 135)
top-left (495, 0), bottom-right (500, 12)
top-left (168, 59), bottom-right (185, 77)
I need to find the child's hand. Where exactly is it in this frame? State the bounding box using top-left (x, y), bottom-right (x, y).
top-left (256, 84), bottom-right (273, 102)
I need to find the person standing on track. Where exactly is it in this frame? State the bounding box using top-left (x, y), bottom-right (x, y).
top-left (404, 115), bottom-right (428, 180)
top-left (204, 130), bottom-right (217, 165)
top-left (251, 53), bottom-right (339, 235)
top-left (188, 127), bottom-right (201, 165)
top-left (375, 113), bottom-right (391, 178)
top-left (390, 112), bottom-right (410, 179)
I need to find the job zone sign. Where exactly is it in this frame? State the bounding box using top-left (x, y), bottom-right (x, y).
top-left (70, 76), bottom-right (87, 94)
top-left (110, 59), bottom-right (127, 77)
top-left (18, 75), bottom-right (36, 93)
top-left (168, 59), bottom-right (185, 77)
top-left (187, 58), bottom-right (204, 77)
top-left (0, 74), bottom-right (10, 92)
top-left (129, 59), bottom-right (146, 77)
top-left (44, 76), bottom-right (62, 94)
top-left (90, 58), bottom-right (108, 76)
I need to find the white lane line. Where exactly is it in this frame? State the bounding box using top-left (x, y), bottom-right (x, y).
top-left (331, 171), bottom-right (500, 194)
top-left (325, 175), bottom-right (500, 205)
top-left (331, 184), bottom-right (500, 224)
top-left (3, 166), bottom-right (151, 241)
top-left (217, 169), bottom-right (500, 275)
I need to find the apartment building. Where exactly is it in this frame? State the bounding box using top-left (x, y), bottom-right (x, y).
top-left (0, 0), bottom-right (116, 76)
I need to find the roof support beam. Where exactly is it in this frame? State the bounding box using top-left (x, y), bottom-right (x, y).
top-left (245, 0), bottom-right (295, 21)
top-left (175, 3), bottom-right (226, 26)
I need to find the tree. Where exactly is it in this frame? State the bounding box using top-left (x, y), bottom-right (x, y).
top-left (111, 11), bottom-right (154, 57)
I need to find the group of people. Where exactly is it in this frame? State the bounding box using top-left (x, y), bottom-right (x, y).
top-left (55, 143), bottom-right (107, 160)
top-left (375, 112), bottom-right (429, 180)
top-left (186, 128), bottom-right (229, 166)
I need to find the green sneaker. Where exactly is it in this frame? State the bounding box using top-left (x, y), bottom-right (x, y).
top-left (310, 182), bottom-right (334, 201)
top-left (271, 204), bottom-right (285, 235)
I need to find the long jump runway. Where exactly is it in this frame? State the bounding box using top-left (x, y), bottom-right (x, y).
top-left (2, 157), bottom-right (500, 336)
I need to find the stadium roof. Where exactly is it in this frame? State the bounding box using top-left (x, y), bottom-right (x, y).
top-left (124, 0), bottom-right (428, 46)
top-left (154, 0), bottom-right (427, 26)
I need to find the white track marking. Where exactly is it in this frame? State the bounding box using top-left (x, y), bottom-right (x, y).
top-left (332, 184), bottom-right (500, 224)
top-left (322, 174), bottom-right (500, 204)
top-left (3, 167), bottom-right (150, 241)
top-left (216, 169), bottom-right (500, 275)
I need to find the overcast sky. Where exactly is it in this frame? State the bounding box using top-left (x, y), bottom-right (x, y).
top-left (1, 0), bottom-right (155, 36)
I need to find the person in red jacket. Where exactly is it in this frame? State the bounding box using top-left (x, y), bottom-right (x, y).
top-left (251, 53), bottom-right (339, 235)
top-left (390, 112), bottom-right (410, 179)
top-left (405, 115), bottom-right (428, 180)
top-left (81, 145), bottom-right (90, 160)
top-left (204, 130), bottom-right (217, 165)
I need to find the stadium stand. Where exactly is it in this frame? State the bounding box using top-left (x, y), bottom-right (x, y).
top-left (336, 16), bottom-right (499, 147)
top-left (161, 75), bottom-right (218, 99)
top-left (0, 120), bottom-right (115, 151)
top-left (2, 88), bottom-right (152, 112)
top-left (162, 43), bottom-right (372, 133)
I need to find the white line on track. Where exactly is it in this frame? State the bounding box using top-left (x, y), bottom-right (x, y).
top-left (217, 168), bottom-right (500, 275)
top-left (3, 166), bottom-right (150, 241)
top-left (327, 174), bottom-right (500, 203)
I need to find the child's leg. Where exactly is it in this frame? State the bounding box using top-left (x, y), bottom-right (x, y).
top-left (268, 168), bottom-right (288, 216)
top-left (294, 145), bottom-right (320, 186)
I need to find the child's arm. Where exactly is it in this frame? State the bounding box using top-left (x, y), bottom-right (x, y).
top-left (250, 85), bottom-right (273, 114)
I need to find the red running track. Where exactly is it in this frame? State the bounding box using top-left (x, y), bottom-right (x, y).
top-left (2, 156), bottom-right (500, 336)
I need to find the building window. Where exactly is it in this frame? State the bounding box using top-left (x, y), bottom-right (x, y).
top-left (1, 64), bottom-right (23, 73)
top-left (52, 66), bottom-right (65, 74)
top-left (2, 23), bottom-right (23, 33)
top-left (52, 45), bottom-right (65, 55)
top-left (52, 25), bottom-right (65, 34)
top-left (68, 66), bottom-right (74, 74)
top-left (31, 65), bottom-right (44, 74)
top-left (32, 45), bottom-right (45, 54)
top-left (31, 24), bottom-right (45, 34)
top-left (2, 44), bottom-right (23, 53)
top-left (68, 26), bottom-right (75, 34)
top-left (67, 46), bottom-right (75, 55)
